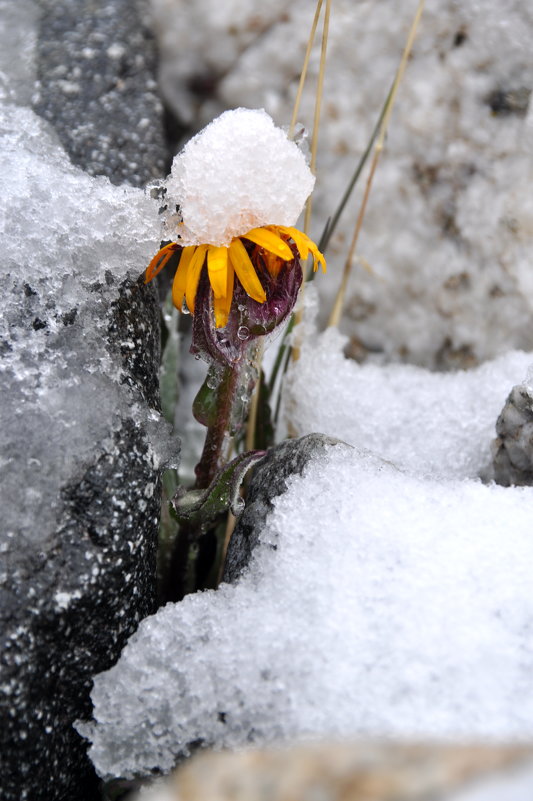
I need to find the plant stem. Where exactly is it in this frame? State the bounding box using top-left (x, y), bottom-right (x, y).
top-left (194, 364), bottom-right (241, 490)
top-left (164, 362), bottom-right (242, 602)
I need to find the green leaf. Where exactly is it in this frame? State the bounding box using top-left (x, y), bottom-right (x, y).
top-left (192, 366), bottom-right (222, 427)
top-left (170, 449), bottom-right (266, 529)
top-left (254, 369), bottom-right (275, 451)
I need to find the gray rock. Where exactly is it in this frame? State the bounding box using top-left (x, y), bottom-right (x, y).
top-left (139, 742), bottom-right (533, 801)
top-left (492, 384), bottom-right (533, 487)
top-left (1, 270), bottom-right (169, 801)
top-left (33, 0), bottom-right (167, 187)
top-left (1, 2), bottom-right (173, 800)
top-left (224, 434), bottom-right (343, 583)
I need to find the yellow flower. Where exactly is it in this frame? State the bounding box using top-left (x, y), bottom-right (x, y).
top-left (145, 224), bottom-right (326, 328)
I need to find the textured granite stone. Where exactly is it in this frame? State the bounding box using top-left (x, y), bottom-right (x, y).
top-left (0, 2), bottom-right (171, 800)
top-left (33, 0), bottom-right (167, 186)
top-left (492, 384), bottom-right (533, 487)
top-left (140, 742), bottom-right (533, 801)
top-left (224, 433), bottom-right (342, 582)
top-left (0, 276), bottom-right (168, 801)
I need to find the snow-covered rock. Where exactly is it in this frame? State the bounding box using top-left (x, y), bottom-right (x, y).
top-left (0, 1), bottom-right (174, 799)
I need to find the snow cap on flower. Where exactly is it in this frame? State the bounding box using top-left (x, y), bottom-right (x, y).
top-left (164, 108), bottom-right (315, 247)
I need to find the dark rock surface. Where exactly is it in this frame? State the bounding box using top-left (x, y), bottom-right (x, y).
top-left (33, 0), bottom-right (167, 186)
top-left (1, 2), bottom-right (172, 801)
top-left (224, 434), bottom-right (343, 583)
top-left (492, 384), bottom-right (533, 487)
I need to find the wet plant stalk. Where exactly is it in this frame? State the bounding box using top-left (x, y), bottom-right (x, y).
top-left (194, 364), bottom-right (241, 490)
top-left (165, 362), bottom-right (243, 601)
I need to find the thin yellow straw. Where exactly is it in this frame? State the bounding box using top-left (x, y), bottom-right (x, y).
top-left (217, 510), bottom-right (236, 586)
top-left (328, 0), bottom-right (426, 329)
top-left (289, 0), bottom-right (324, 140)
top-left (246, 2), bottom-right (326, 448)
top-left (304, 0), bottom-right (331, 235)
top-left (292, 0), bottom-right (332, 365)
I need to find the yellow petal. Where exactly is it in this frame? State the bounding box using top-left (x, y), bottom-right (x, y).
top-left (172, 246), bottom-right (195, 310)
top-left (224, 259), bottom-right (235, 315)
top-left (281, 226), bottom-right (326, 272)
top-left (242, 227), bottom-right (293, 261)
top-left (281, 226), bottom-right (310, 260)
top-left (309, 242), bottom-right (327, 273)
top-left (213, 260), bottom-right (235, 328)
top-left (207, 245), bottom-right (229, 299)
top-left (229, 238), bottom-right (266, 303)
top-left (145, 243), bottom-right (178, 283)
top-left (185, 244), bottom-right (208, 314)
top-left (213, 297), bottom-right (227, 329)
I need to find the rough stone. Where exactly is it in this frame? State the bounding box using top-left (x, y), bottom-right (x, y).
top-left (138, 742), bottom-right (533, 801)
top-left (33, 0), bottom-right (167, 186)
top-left (223, 433), bottom-right (343, 582)
top-left (492, 383), bottom-right (533, 487)
top-left (0, 2), bottom-right (172, 800)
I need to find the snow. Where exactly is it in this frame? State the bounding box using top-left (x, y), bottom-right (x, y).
top-left (0, 15), bottom-right (171, 555)
top-left (284, 291), bottom-right (533, 480)
top-left (0, 0), bottom-right (39, 106)
top-left (163, 108), bottom-right (314, 246)
top-left (81, 311), bottom-right (533, 778)
top-left (82, 438), bottom-right (533, 778)
top-left (450, 765), bottom-right (533, 801)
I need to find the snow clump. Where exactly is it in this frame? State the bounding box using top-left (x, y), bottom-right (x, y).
top-left (163, 108), bottom-right (315, 247)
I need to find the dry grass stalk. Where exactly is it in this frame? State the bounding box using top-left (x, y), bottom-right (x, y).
top-left (328, 0), bottom-right (426, 329)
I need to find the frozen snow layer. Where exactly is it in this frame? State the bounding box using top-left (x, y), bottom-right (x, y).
top-left (0, 0), bottom-right (39, 106)
top-left (150, 0), bottom-right (533, 366)
top-left (285, 323), bottom-right (533, 480)
top-left (0, 99), bottom-right (166, 552)
top-left (82, 441), bottom-right (533, 779)
top-left (163, 108), bottom-right (314, 246)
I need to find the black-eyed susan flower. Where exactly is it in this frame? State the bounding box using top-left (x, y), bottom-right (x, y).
top-left (145, 108), bottom-right (325, 363)
top-left (145, 223), bottom-right (325, 329)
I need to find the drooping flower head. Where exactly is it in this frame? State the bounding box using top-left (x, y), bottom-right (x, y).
top-left (145, 108), bottom-right (325, 363)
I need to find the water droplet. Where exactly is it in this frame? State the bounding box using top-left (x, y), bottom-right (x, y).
top-left (181, 300), bottom-right (190, 314)
top-left (194, 354), bottom-right (201, 360)
top-left (231, 497), bottom-right (245, 515)
top-left (237, 325), bottom-right (250, 341)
